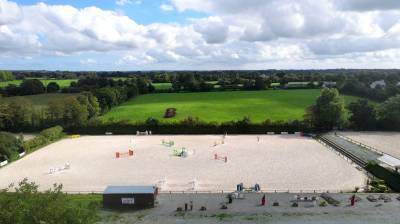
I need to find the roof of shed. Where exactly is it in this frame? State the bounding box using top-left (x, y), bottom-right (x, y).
top-left (104, 186), bottom-right (157, 194)
top-left (378, 154), bottom-right (400, 168)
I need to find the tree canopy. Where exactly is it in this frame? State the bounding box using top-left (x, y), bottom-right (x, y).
top-left (306, 88), bottom-right (345, 130)
top-left (0, 179), bottom-right (99, 224)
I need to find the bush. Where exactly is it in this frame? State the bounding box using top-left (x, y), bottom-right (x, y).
top-left (0, 132), bottom-right (22, 161)
top-left (0, 179), bottom-right (99, 224)
top-left (366, 163), bottom-right (400, 192)
top-left (46, 82), bottom-right (60, 93)
top-left (66, 119), bottom-right (310, 135)
top-left (19, 79), bottom-right (45, 95)
top-left (24, 126), bottom-right (64, 153)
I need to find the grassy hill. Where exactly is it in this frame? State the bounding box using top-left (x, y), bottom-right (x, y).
top-left (100, 89), bottom-right (363, 124)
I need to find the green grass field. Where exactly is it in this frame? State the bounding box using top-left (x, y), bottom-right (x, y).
top-left (152, 82), bottom-right (172, 90)
top-left (3, 93), bottom-right (78, 108)
top-left (100, 89), bottom-right (363, 124)
top-left (0, 79), bottom-right (78, 88)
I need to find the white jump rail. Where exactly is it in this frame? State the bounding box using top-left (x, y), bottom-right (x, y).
top-left (0, 160), bottom-right (8, 167)
top-left (19, 151), bottom-right (26, 157)
top-left (136, 130), bottom-right (152, 135)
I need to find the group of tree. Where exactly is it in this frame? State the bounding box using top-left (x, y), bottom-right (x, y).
top-left (0, 92), bottom-right (100, 131)
top-left (0, 179), bottom-right (98, 224)
top-left (63, 76), bottom-right (154, 94)
top-left (340, 79), bottom-right (400, 102)
top-left (171, 73), bottom-right (214, 92)
top-left (0, 132), bottom-right (23, 162)
top-left (1, 79), bottom-right (60, 96)
top-left (307, 88), bottom-right (400, 131)
top-left (0, 71), bottom-right (14, 81)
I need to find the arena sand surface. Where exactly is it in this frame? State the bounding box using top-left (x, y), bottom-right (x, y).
top-left (0, 135), bottom-right (366, 192)
top-left (339, 132), bottom-right (400, 159)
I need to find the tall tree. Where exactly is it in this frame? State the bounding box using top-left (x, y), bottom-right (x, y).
top-left (306, 88), bottom-right (345, 130)
top-left (19, 79), bottom-right (45, 95)
top-left (0, 71), bottom-right (14, 81)
top-left (62, 97), bottom-right (89, 127)
top-left (8, 98), bottom-right (33, 129)
top-left (347, 99), bottom-right (377, 130)
top-left (46, 82), bottom-right (60, 93)
top-left (0, 97), bottom-right (10, 129)
top-left (254, 77), bottom-right (267, 90)
top-left (377, 94), bottom-right (400, 130)
top-left (77, 92), bottom-right (100, 119)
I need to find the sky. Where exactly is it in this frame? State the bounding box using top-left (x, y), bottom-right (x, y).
top-left (0, 0), bottom-right (400, 71)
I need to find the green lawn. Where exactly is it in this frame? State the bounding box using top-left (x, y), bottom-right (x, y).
top-left (152, 82), bottom-right (172, 90)
top-left (100, 89), bottom-right (363, 124)
top-left (0, 79), bottom-right (78, 88)
top-left (3, 93), bottom-right (78, 108)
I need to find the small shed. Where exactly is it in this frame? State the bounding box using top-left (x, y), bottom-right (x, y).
top-left (103, 186), bottom-right (158, 210)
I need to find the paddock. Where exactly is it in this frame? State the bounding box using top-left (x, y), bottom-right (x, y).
top-left (339, 132), bottom-right (400, 159)
top-left (0, 135), bottom-right (366, 192)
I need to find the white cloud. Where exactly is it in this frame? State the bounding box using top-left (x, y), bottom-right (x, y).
top-left (0, 0), bottom-right (22, 25)
top-left (193, 17), bottom-right (229, 44)
top-left (160, 4), bottom-right (174, 11)
top-left (116, 0), bottom-right (132, 6)
top-left (336, 0), bottom-right (400, 11)
top-left (80, 58), bottom-right (97, 64)
top-left (1, 0), bottom-right (400, 69)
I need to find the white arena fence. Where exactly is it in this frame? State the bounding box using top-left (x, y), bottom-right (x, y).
top-left (335, 133), bottom-right (385, 156)
top-left (63, 189), bottom-right (346, 195)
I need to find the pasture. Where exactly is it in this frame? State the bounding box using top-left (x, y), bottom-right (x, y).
top-left (3, 93), bottom-right (78, 108)
top-left (100, 89), bottom-right (362, 124)
top-left (152, 82), bottom-right (172, 90)
top-left (0, 135), bottom-right (366, 192)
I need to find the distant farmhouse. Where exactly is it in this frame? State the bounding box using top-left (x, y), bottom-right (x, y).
top-left (322, 81), bottom-right (337, 88)
top-left (285, 82), bottom-right (309, 88)
top-left (370, 80), bottom-right (386, 89)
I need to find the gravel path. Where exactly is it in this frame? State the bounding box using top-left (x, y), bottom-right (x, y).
top-left (98, 193), bottom-right (400, 224)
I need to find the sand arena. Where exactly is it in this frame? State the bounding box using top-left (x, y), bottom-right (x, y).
top-left (0, 135), bottom-right (367, 192)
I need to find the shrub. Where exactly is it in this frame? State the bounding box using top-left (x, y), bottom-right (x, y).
top-left (24, 126), bottom-right (64, 152)
top-left (0, 132), bottom-right (22, 161)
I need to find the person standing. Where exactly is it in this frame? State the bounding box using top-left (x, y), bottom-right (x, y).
top-left (350, 194), bottom-right (356, 206)
top-left (261, 194), bottom-right (266, 206)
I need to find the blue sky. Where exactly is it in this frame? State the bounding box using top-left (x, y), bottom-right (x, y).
top-left (14, 0), bottom-right (207, 25)
top-left (1, 0), bottom-right (400, 70)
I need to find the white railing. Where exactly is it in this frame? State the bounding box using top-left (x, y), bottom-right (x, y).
top-left (62, 189), bottom-right (346, 195)
top-left (335, 134), bottom-right (384, 156)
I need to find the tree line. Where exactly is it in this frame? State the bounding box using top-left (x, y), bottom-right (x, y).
top-left (0, 77), bottom-right (155, 131)
top-left (306, 89), bottom-right (400, 131)
top-left (3, 69), bottom-right (400, 101)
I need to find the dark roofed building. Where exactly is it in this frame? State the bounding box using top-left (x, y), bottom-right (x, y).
top-left (103, 186), bottom-right (158, 210)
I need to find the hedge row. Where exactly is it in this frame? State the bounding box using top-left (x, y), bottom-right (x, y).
top-left (24, 126), bottom-right (65, 153)
top-left (366, 163), bottom-right (400, 192)
top-left (66, 121), bottom-right (311, 135)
